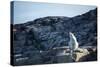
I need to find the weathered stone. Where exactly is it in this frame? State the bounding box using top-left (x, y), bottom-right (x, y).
top-left (12, 8), bottom-right (97, 65)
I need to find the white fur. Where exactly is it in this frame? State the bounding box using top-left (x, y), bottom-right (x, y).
top-left (68, 32), bottom-right (79, 50)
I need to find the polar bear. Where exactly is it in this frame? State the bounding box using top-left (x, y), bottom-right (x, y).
top-left (68, 32), bottom-right (79, 50)
top-left (68, 32), bottom-right (79, 60)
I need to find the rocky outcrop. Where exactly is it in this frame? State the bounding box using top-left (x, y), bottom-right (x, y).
top-left (13, 47), bottom-right (97, 65)
top-left (12, 8), bottom-right (97, 65)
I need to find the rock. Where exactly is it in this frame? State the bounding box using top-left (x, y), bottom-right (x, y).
top-left (78, 48), bottom-right (97, 61)
top-left (13, 8), bottom-right (97, 51)
top-left (73, 48), bottom-right (90, 61)
top-left (12, 8), bottom-right (97, 65)
top-left (71, 47), bottom-right (97, 62)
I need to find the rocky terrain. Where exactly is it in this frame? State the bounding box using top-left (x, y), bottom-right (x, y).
top-left (11, 8), bottom-right (97, 66)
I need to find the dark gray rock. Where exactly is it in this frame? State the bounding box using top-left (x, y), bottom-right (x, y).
top-left (12, 8), bottom-right (97, 65)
